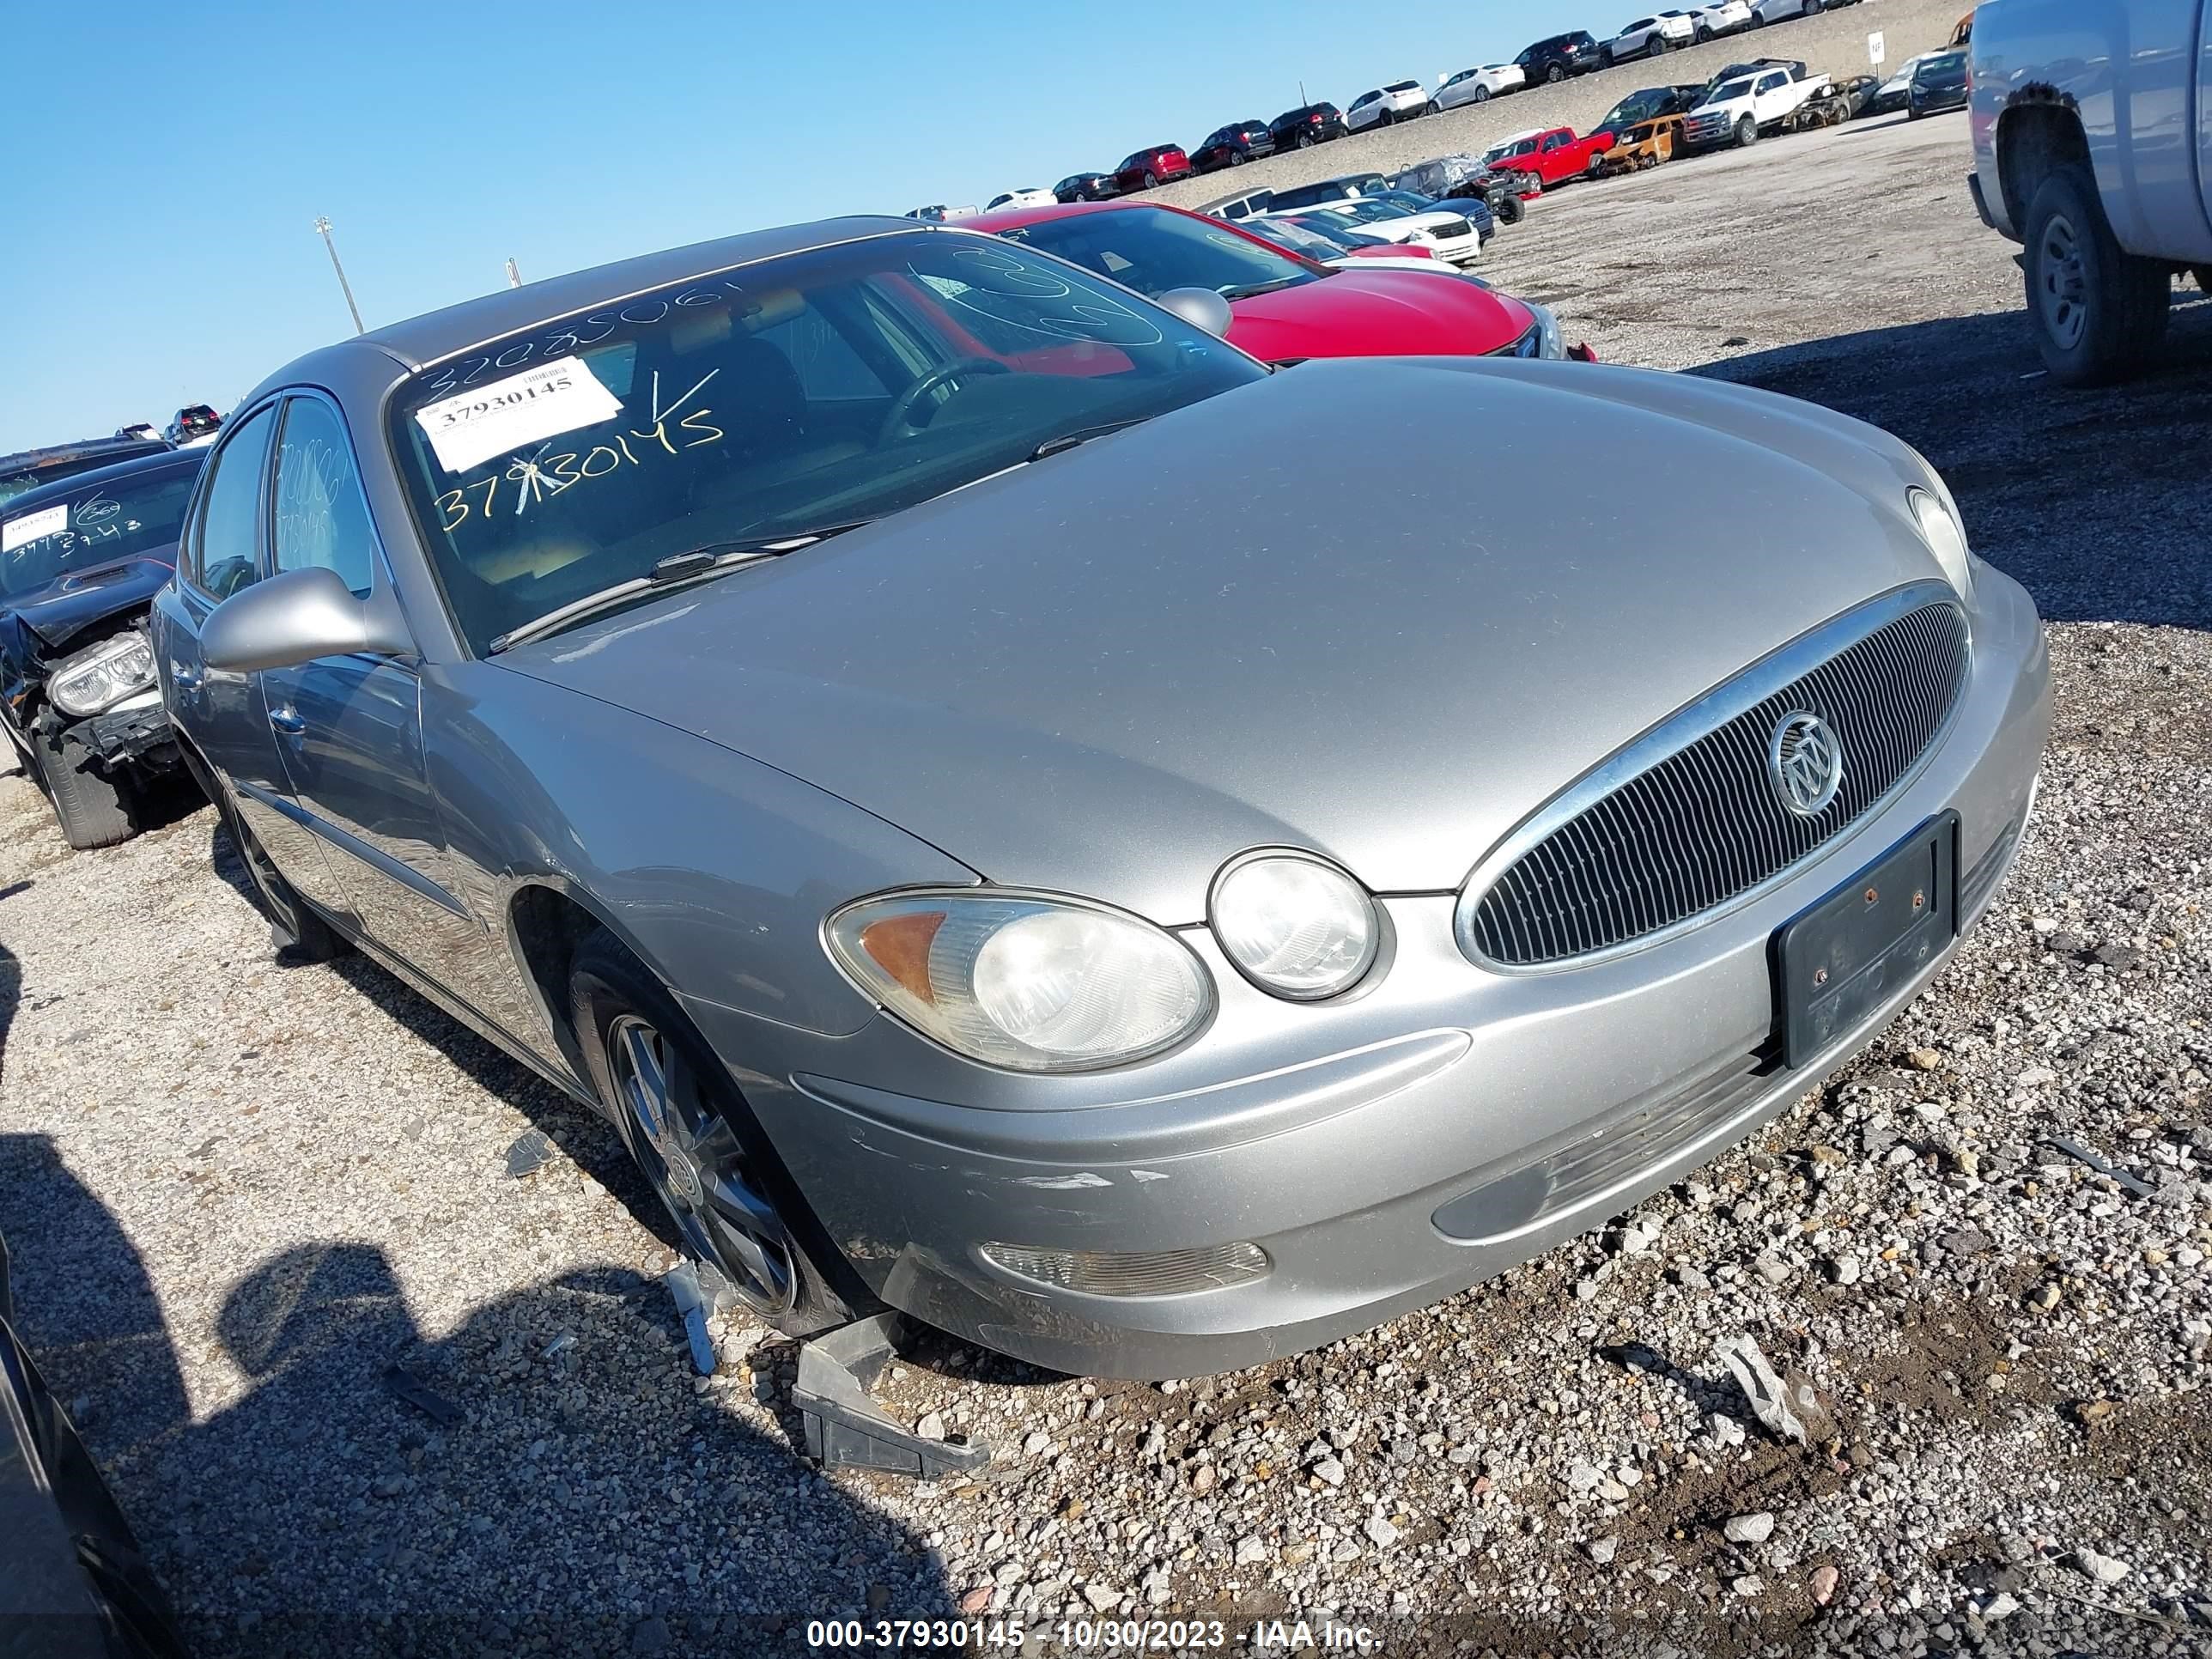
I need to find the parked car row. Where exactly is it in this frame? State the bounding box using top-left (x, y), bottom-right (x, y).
top-left (957, 0), bottom-right (1868, 213)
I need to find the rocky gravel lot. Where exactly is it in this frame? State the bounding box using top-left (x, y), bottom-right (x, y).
top-left (5, 84), bottom-right (2212, 1659)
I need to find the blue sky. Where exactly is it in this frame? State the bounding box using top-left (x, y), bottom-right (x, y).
top-left (2, 0), bottom-right (1603, 453)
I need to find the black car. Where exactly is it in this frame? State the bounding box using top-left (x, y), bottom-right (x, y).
top-left (162, 404), bottom-right (221, 447)
top-left (1191, 119), bottom-right (1277, 173)
top-left (1907, 49), bottom-right (1970, 118)
top-left (1053, 172), bottom-right (1118, 202)
top-left (1, 1231), bottom-right (190, 1657)
top-left (0, 436), bottom-right (171, 509)
top-left (1268, 102), bottom-right (1346, 149)
top-left (1514, 31), bottom-right (1601, 83)
top-left (0, 449), bottom-right (208, 848)
top-left (1595, 82), bottom-right (1710, 131)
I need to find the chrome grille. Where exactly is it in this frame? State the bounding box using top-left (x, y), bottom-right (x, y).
top-left (1465, 593), bottom-right (1970, 966)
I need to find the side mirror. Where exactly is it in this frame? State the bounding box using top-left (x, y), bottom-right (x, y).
top-left (1154, 286), bottom-right (1236, 337)
top-left (202, 564), bottom-right (415, 672)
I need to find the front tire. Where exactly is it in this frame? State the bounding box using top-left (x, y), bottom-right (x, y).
top-left (571, 933), bottom-right (859, 1338)
top-left (1735, 117), bottom-right (1759, 147)
top-left (1494, 192), bottom-right (1523, 225)
top-left (31, 728), bottom-right (137, 850)
top-left (2021, 163), bottom-right (2172, 386)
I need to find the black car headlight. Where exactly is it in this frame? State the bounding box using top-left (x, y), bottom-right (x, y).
top-left (47, 629), bottom-right (157, 717)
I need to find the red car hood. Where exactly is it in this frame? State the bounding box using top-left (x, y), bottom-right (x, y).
top-left (1226, 270), bottom-right (1533, 362)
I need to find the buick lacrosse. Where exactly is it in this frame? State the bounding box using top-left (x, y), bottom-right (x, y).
top-left (151, 218), bottom-right (2049, 1377)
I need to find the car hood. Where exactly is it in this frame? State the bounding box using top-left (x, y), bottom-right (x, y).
top-left (0, 550), bottom-right (175, 655)
top-left (500, 359), bottom-right (1956, 925)
top-left (1226, 269), bottom-right (1529, 361)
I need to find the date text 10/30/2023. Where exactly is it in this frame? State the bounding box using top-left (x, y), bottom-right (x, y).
top-left (801, 1619), bottom-right (1382, 1650)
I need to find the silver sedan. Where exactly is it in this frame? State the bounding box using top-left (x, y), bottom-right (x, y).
top-left (150, 217), bottom-right (2049, 1378)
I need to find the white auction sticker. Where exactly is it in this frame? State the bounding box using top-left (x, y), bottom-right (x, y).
top-left (415, 356), bottom-right (623, 475)
top-left (3, 503), bottom-right (68, 554)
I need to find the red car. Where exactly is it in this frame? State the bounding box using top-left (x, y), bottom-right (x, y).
top-left (1113, 144), bottom-right (1193, 192)
top-left (961, 200), bottom-right (1592, 366)
top-left (1480, 125), bottom-right (1620, 185)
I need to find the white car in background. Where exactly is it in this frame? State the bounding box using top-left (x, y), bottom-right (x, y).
top-left (1670, 2), bottom-right (1752, 38)
top-left (1299, 198), bottom-right (1485, 264)
top-left (1246, 215), bottom-right (1463, 275)
top-left (1345, 81), bottom-right (1430, 131)
top-left (1601, 12), bottom-right (1696, 63)
top-left (1749, 0), bottom-right (1852, 22)
top-left (1431, 64), bottom-right (1525, 110)
top-left (986, 188), bottom-right (1055, 210)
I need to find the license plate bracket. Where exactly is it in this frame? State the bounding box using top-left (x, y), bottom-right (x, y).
top-left (1774, 812), bottom-right (1959, 1068)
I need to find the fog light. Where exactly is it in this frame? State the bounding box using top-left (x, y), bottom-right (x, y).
top-left (980, 1241), bottom-right (1270, 1297)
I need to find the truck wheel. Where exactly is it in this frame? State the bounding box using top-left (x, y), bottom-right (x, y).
top-left (570, 931), bottom-right (865, 1339)
top-left (1736, 117), bottom-right (1759, 147)
top-left (2022, 164), bottom-right (2172, 386)
top-left (1495, 193), bottom-right (1523, 225)
top-left (32, 729), bottom-right (137, 851)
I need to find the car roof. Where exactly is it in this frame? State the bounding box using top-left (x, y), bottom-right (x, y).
top-left (238, 216), bottom-right (927, 403)
top-left (1, 446), bottom-right (207, 516)
top-left (964, 199), bottom-right (1164, 233)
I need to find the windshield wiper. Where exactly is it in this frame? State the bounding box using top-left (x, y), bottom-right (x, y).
top-left (1025, 418), bottom-right (1147, 463)
top-left (485, 520), bottom-right (872, 654)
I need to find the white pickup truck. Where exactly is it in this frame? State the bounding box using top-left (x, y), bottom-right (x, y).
top-left (1682, 61), bottom-right (1834, 149)
top-left (1969, 0), bottom-right (2210, 383)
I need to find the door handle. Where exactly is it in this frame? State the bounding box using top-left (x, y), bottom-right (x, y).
top-left (169, 660), bottom-right (202, 691)
top-left (267, 706), bottom-right (307, 737)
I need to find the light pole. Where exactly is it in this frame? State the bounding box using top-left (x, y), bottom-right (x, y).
top-left (313, 216), bottom-right (365, 334)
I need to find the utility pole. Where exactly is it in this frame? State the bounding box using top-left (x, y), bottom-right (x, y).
top-left (505, 258), bottom-right (522, 289)
top-left (313, 216), bottom-right (365, 334)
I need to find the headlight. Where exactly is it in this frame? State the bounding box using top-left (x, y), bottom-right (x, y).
top-left (1523, 301), bottom-right (1567, 360)
top-left (825, 890), bottom-right (1212, 1072)
top-left (1908, 485), bottom-right (1974, 600)
top-left (1209, 851), bottom-right (1379, 1000)
top-left (48, 630), bottom-right (157, 717)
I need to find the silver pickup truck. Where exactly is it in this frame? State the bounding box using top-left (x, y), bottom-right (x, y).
top-left (1969, 0), bottom-right (2212, 383)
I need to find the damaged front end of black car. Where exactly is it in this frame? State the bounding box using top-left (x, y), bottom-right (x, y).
top-left (2, 449), bottom-right (207, 849)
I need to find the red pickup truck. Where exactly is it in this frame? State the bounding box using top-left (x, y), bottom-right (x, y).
top-left (1479, 125), bottom-right (1620, 185)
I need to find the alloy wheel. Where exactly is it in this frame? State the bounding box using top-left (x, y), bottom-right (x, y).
top-left (2037, 212), bottom-right (2090, 352)
top-left (609, 1014), bottom-right (797, 1317)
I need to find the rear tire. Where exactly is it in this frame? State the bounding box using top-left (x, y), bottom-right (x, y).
top-left (1142, 171), bottom-right (1158, 189)
top-left (570, 933), bottom-right (861, 1339)
top-left (1229, 150), bottom-right (1245, 166)
top-left (1547, 63), bottom-right (1567, 82)
top-left (31, 729), bottom-right (137, 850)
top-left (1473, 86), bottom-right (1491, 103)
top-left (2021, 162), bottom-right (2172, 386)
top-left (1649, 34), bottom-right (1668, 57)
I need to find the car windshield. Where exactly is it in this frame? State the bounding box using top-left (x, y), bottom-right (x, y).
top-left (1, 463), bottom-right (201, 598)
top-left (1482, 138), bottom-right (1538, 162)
top-left (1702, 78), bottom-right (1753, 103)
top-left (1247, 219), bottom-right (1349, 258)
top-left (384, 230), bottom-right (1265, 654)
top-left (1366, 190), bottom-right (1440, 212)
top-left (999, 208), bottom-right (1322, 303)
top-left (1312, 201), bottom-right (1400, 226)
top-left (1917, 52), bottom-right (1968, 80)
top-left (1601, 88), bottom-right (1684, 127)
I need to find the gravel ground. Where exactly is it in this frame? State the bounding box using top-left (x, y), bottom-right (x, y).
top-left (5, 99), bottom-right (2212, 1659)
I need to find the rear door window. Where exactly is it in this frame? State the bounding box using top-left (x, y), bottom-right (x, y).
top-left (190, 405), bottom-right (276, 600)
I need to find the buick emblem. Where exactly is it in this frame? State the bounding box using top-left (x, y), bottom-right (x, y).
top-left (1768, 711), bottom-right (1844, 817)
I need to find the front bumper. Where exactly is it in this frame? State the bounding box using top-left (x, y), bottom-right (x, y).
top-left (693, 568), bottom-right (2051, 1378)
top-left (68, 691), bottom-right (179, 770)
